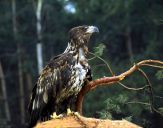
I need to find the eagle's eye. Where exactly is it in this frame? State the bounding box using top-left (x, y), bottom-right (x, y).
top-left (80, 26), bottom-right (88, 31)
top-left (82, 26), bottom-right (88, 33)
top-left (84, 26), bottom-right (88, 29)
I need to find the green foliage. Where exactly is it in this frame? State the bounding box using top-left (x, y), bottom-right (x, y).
top-left (98, 94), bottom-right (132, 121)
top-left (93, 43), bottom-right (106, 57)
top-left (123, 116), bottom-right (133, 122)
top-left (158, 107), bottom-right (163, 113)
top-left (98, 111), bottom-right (112, 119)
top-left (156, 70), bottom-right (163, 80)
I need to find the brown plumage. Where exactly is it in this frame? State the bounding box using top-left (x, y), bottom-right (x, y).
top-left (28, 25), bottom-right (99, 127)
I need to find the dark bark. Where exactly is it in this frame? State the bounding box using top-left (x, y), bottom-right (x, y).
top-left (12, 0), bottom-right (25, 124)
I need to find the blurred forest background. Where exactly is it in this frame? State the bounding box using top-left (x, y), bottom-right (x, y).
top-left (0, 0), bottom-right (163, 128)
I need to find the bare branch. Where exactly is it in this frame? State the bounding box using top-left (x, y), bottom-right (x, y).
top-left (126, 101), bottom-right (163, 116)
top-left (117, 82), bottom-right (149, 91)
top-left (126, 101), bottom-right (150, 106)
top-left (140, 64), bottom-right (163, 69)
top-left (89, 52), bottom-right (115, 76)
top-left (76, 60), bottom-right (163, 114)
top-left (154, 95), bottom-right (163, 99)
top-left (137, 68), bottom-right (154, 111)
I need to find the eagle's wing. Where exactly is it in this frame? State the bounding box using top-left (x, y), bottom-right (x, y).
top-left (28, 53), bottom-right (73, 127)
top-left (28, 66), bottom-right (57, 127)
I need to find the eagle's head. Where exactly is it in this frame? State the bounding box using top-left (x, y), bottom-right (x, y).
top-left (69, 25), bottom-right (99, 44)
top-left (67, 25), bottom-right (99, 54)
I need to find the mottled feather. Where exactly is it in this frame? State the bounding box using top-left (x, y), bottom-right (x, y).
top-left (28, 25), bottom-right (98, 128)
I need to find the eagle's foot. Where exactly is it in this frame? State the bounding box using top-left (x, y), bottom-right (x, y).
top-left (67, 108), bottom-right (80, 117)
top-left (50, 112), bottom-right (63, 119)
top-left (67, 108), bottom-right (73, 115)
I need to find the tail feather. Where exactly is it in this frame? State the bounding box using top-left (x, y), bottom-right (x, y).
top-left (28, 84), bottom-right (39, 128)
top-left (28, 84), bottom-right (37, 114)
top-left (28, 109), bottom-right (40, 128)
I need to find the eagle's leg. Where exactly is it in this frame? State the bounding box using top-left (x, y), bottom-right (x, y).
top-left (50, 112), bottom-right (63, 119)
top-left (66, 97), bottom-right (80, 116)
top-left (66, 95), bottom-right (77, 116)
top-left (67, 108), bottom-right (72, 115)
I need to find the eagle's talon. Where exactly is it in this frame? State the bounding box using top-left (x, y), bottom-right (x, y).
top-left (67, 108), bottom-right (80, 117)
top-left (67, 108), bottom-right (74, 115)
top-left (50, 112), bottom-right (63, 119)
top-left (74, 112), bottom-right (80, 117)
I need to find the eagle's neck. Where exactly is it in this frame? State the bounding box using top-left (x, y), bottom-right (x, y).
top-left (64, 39), bottom-right (88, 54)
top-left (64, 41), bottom-right (88, 62)
top-left (64, 42), bottom-right (75, 54)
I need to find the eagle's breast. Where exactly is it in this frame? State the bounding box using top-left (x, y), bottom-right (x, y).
top-left (71, 48), bottom-right (88, 92)
top-left (70, 61), bottom-right (87, 93)
top-left (55, 50), bottom-right (88, 103)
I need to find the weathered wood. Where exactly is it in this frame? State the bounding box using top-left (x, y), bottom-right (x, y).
top-left (35, 115), bottom-right (142, 128)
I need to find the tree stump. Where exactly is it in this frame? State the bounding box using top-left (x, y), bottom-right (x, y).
top-left (35, 115), bottom-right (142, 128)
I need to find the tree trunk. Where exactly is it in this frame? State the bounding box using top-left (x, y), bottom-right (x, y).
top-left (125, 26), bottom-right (134, 63)
top-left (17, 45), bottom-right (25, 124)
top-left (26, 73), bottom-right (33, 97)
top-left (124, 1), bottom-right (134, 63)
top-left (36, 0), bottom-right (44, 74)
top-left (0, 61), bottom-right (11, 122)
top-left (11, 0), bottom-right (25, 124)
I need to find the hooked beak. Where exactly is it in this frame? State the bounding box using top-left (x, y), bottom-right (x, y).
top-left (86, 26), bottom-right (99, 34)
